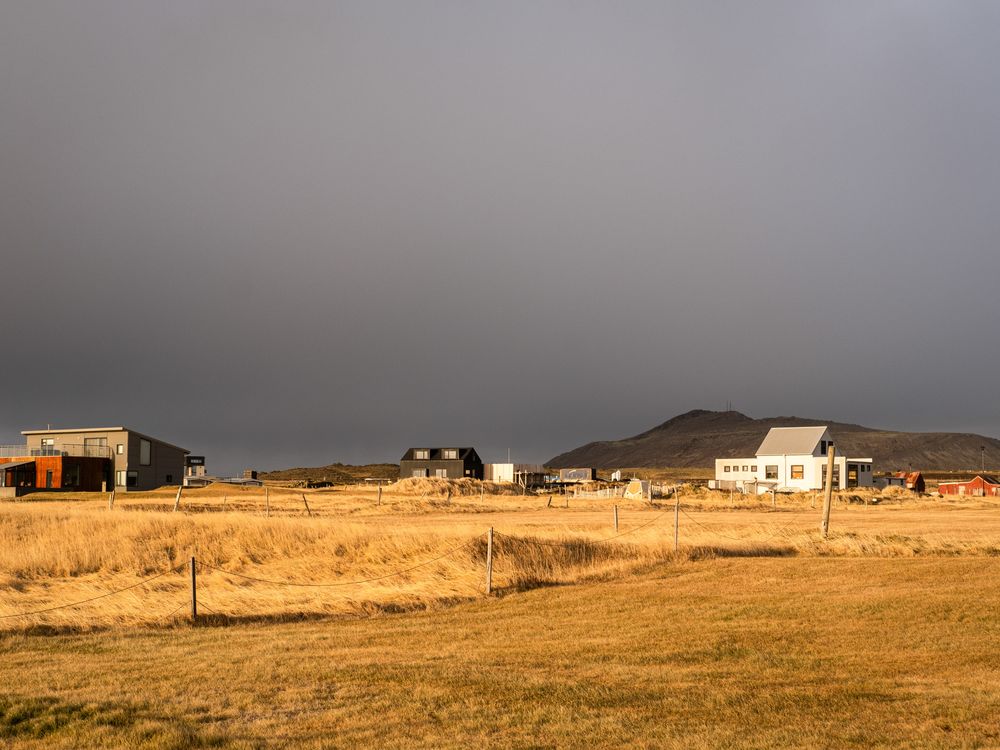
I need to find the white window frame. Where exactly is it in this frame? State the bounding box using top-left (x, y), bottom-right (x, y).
top-left (414, 449), bottom-right (429, 460)
top-left (442, 449), bottom-right (458, 460)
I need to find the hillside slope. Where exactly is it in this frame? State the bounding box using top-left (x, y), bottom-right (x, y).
top-left (547, 410), bottom-right (1000, 471)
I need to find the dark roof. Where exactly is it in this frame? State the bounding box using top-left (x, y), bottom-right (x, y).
top-left (0, 460), bottom-right (34, 471)
top-left (401, 447), bottom-right (480, 462)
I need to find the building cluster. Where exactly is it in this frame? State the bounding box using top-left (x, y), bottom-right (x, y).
top-left (0, 422), bottom-right (993, 499)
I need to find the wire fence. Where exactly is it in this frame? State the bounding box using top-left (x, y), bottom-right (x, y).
top-left (1, 499), bottom-right (995, 627)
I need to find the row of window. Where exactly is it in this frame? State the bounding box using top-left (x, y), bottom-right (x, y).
top-left (413, 449), bottom-right (459, 460)
top-left (724, 463), bottom-right (872, 480)
top-left (412, 468), bottom-right (449, 478)
top-left (40, 437), bottom-right (152, 465)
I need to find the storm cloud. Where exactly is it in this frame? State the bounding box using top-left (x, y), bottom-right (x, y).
top-left (2, 2), bottom-right (999, 473)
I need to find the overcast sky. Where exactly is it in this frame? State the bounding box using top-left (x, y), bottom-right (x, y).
top-left (2, 2), bottom-right (999, 473)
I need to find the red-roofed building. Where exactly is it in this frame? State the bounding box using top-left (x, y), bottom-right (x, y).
top-left (894, 471), bottom-right (925, 493)
top-left (938, 475), bottom-right (1000, 497)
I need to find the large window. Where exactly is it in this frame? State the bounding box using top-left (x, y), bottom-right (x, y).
top-left (442, 449), bottom-right (458, 460)
top-left (139, 439), bottom-right (151, 466)
top-left (414, 449), bottom-right (429, 460)
top-left (434, 469), bottom-right (448, 478)
top-left (412, 468), bottom-right (428, 478)
top-left (765, 466), bottom-right (778, 479)
top-left (116, 470), bottom-right (138, 487)
top-left (62, 464), bottom-right (81, 488)
top-left (790, 465), bottom-right (804, 480)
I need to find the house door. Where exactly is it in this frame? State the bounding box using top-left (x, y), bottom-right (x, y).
top-left (45, 470), bottom-right (53, 489)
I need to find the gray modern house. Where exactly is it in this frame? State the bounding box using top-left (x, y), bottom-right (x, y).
top-left (19, 426), bottom-right (189, 491)
top-left (400, 447), bottom-right (484, 480)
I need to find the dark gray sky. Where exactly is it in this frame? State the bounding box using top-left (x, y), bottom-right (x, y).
top-left (3, 2), bottom-right (1000, 473)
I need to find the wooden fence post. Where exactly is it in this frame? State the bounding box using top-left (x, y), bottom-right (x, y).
top-left (377, 486), bottom-right (382, 507)
top-left (190, 556), bottom-right (198, 622)
top-left (265, 486), bottom-right (270, 518)
top-left (446, 488), bottom-right (452, 505)
top-left (546, 495), bottom-right (552, 508)
top-left (301, 493), bottom-right (312, 517)
top-left (173, 486), bottom-right (183, 513)
top-left (486, 527), bottom-right (494, 595)
top-left (614, 504), bottom-right (619, 532)
top-left (821, 446), bottom-right (836, 538)
top-left (222, 495), bottom-right (227, 510)
top-left (108, 490), bottom-right (115, 511)
top-left (674, 492), bottom-right (680, 553)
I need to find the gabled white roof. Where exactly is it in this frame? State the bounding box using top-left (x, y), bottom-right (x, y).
top-left (756, 426), bottom-right (828, 456)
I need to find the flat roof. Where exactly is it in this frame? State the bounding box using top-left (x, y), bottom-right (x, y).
top-left (20, 427), bottom-right (189, 454)
top-left (0, 460), bottom-right (34, 470)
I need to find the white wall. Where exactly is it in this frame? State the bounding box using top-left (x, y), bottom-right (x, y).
top-left (714, 458), bottom-right (759, 482)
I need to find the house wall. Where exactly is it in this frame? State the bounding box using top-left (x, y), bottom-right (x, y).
top-left (939, 477), bottom-right (1000, 496)
top-left (24, 430), bottom-right (186, 491)
top-left (714, 458), bottom-right (759, 482)
top-left (400, 459), bottom-right (470, 479)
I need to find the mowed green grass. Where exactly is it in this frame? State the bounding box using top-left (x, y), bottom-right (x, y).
top-left (3, 556), bottom-right (1000, 749)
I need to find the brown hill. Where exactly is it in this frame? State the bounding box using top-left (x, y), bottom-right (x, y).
top-left (547, 410), bottom-right (1000, 472)
top-left (259, 463), bottom-right (398, 485)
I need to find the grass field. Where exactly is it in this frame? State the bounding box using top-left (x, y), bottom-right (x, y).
top-left (3, 484), bottom-right (1000, 747)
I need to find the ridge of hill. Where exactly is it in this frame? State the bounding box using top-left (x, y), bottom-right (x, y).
top-left (547, 410), bottom-right (1000, 471)
top-left (259, 463), bottom-right (398, 485)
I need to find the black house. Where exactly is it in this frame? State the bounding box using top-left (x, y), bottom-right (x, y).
top-left (400, 447), bottom-right (484, 480)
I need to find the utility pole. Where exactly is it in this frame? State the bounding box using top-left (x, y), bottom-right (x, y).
top-left (820, 445), bottom-right (836, 539)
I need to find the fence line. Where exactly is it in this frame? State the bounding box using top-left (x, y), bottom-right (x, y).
top-left (0, 564), bottom-right (185, 620)
top-left (4, 503), bottom-right (984, 626)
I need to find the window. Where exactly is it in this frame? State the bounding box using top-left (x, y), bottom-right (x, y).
top-left (40, 437), bottom-right (56, 456)
top-left (166, 474), bottom-right (173, 483)
top-left (62, 464), bottom-right (81, 488)
top-left (751, 465), bottom-right (758, 472)
top-left (742, 465), bottom-right (749, 472)
top-left (412, 469), bottom-right (428, 478)
top-left (414, 449), bottom-right (429, 460)
top-left (765, 465), bottom-right (778, 479)
top-left (116, 444), bottom-right (124, 455)
top-left (116, 470), bottom-right (126, 487)
top-left (435, 469), bottom-right (448, 478)
top-left (139, 439), bottom-right (151, 466)
top-left (790, 465), bottom-right (804, 480)
top-left (127, 471), bottom-right (137, 487)
top-left (442, 449), bottom-right (458, 460)
top-left (724, 466), bottom-right (731, 473)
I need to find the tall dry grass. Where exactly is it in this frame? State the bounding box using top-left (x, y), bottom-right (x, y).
top-left (4, 485), bottom-right (1000, 632)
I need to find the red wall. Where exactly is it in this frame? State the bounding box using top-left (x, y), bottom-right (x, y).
top-left (939, 476), bottom-right (1000, 496)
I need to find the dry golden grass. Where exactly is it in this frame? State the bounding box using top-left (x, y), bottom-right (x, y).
top-left (3, 484), bottom-right (1000, 633)
top-left (5, 485), bottom-right (1000, 747)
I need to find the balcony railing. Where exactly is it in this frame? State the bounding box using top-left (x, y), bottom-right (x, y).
top-left (0, 444), bottom-right (113, 459)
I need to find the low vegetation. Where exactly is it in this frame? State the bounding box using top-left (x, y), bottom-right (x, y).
top-left (3, 482), bottom-right (1000, 746)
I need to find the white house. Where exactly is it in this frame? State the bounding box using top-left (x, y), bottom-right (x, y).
top-left (711, 426), bottom-right (874, 493)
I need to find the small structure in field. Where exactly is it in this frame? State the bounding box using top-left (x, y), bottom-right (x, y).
top-left (400, 447), bottom-right (484, 480)
top-left (895, 471), bottom-right (925, 493)
top-left (874, 475), bottom-right (907, 490)
top-left (484, 463), bottom-right (546, 489)
top-left (623, 478), bottom-right (650, 499)
top-left (559, 468), bottom-right (597, 483)
top-left (938, 475), bottom-right (1000, 497)
top-left (711, 426), bottom-right (874, 493)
